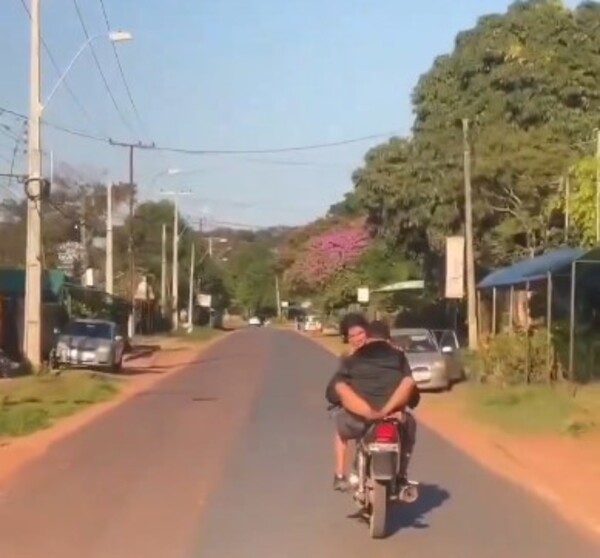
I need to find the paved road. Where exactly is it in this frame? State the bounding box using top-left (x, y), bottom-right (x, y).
top-left (0, 330), bottom-right (597, 558)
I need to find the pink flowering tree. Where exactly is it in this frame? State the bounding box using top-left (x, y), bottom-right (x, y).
top-left (287, 224), bottom-right (370, 293)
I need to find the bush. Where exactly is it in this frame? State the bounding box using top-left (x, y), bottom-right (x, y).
top-left (470, 330), bottom-right (557, 386)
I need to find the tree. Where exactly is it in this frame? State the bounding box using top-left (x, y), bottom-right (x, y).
top-left (285, 223), bottom-right (370, 294)
top-left (350, 0), bottom-right (600, 276)
top-left (225, 240), bottom-right (277, 315)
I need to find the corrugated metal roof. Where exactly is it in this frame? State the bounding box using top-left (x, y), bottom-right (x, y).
top-left (477, 247), bottom-right (591, 289)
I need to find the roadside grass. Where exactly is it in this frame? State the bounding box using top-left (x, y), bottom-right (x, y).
top-left (169, 326), bottom-right (223, 343)
top-left (0, 372), bottom-right (120, 438)
top-left (460, 383), bottom-right (600, 437)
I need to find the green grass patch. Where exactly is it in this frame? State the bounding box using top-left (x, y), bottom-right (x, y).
top-left (0, 372), bottom-right (120, 438)
top-left (170, 326), bottom-right (222, 342)
top-left (465, 383), bottom-right (600, 437)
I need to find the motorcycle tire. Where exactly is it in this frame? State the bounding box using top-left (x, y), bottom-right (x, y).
top-left (369, 481), bottom-right (388, 539)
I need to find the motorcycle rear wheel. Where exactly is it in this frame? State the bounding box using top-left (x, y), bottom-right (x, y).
top-left (369, 481), bottom-right (388, 539)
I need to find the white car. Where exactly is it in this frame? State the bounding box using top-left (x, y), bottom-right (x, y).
top-left (304, 315), bottom-right (322, 332)
top-left (248, 316), bottom-right (261, 326)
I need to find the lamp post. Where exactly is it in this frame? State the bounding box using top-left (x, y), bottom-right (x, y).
top-left (24, 1), bottom-right (133, 367)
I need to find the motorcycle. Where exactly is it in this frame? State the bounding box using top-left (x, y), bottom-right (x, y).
top-left (347, 418), bottom-right (419, 539)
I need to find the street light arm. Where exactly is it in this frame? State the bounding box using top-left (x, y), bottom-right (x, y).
top-left (42, 34), bottom-right (99, 111)
top-left (42, 31), bottom-right (132, 112)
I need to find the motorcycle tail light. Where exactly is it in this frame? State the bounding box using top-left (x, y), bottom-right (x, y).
top-left (373, 422), bottom-right (399, 443)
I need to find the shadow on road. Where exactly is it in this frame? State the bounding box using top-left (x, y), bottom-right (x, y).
top-left (388, 483), bottom-right (450, 534)
top-left (346, 483), bottom-right (450, 535)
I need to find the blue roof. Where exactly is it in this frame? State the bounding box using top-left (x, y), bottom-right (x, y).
top-left (478, 247), bottom-right (589, 289)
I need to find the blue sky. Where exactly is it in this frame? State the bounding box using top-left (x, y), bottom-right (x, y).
top-left (0, 0), bottom-right (579, 228)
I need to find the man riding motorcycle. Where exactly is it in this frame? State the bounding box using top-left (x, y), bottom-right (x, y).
top-left (326, 319), bottom-right (419, 491)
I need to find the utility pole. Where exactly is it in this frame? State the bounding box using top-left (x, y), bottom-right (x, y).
top-left (106, 182), bottom-right (114, 295)
top-left (160, 190), bottom-right (191, 331)
top-left (172, 194), bottom-right (179, 331)
top-left (462, 119), bottom-right (478, 350)
top-left (160, 223), bottom-right (167, 317)
top-left (596, 130), bottom-right (600, 244)
top-left (187, 240), bottom-right (195, 330)
top-left (108, 139), bottom-right (155, 335)
top-left (208, 235), bottom-right (213, 257)
top-left (275, 275), bottom-right (281, 319)
top-left (79, 199), bottom-right (88, 286)
top-left (23, 0), bottom-right (43, 367)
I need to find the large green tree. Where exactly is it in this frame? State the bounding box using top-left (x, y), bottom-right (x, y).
top-left (352, 0), bottom-right (600, 275)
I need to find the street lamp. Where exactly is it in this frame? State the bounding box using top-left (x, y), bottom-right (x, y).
top-left (149, 168), bottom-right (183, 197)
top-left (23, 0), bottom-right (133, 369)
top-left (43, 31), bottom-right (133, 113)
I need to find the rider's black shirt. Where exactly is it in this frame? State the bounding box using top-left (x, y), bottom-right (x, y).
top-left (325, 340), bottom-right (417, 411)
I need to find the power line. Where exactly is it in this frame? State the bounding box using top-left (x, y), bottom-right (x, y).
top-left (2, 104), bottom-right (597, 162)
top-left (17, 0), bottom-right (106, 137)
top-left (97, 0), bottom-right (150, 140)
top-left (153, 131), bottom-right (400, 155)
top-left (71, 0), bottom-right (136, 138)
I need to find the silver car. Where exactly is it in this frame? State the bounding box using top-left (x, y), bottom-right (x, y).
top-left (390, 327), bottom-right (464, 391)
top-left (52, 319), bottom-right (126, 372)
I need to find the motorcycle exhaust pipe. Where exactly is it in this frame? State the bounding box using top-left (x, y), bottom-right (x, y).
top-left (399, 484), bottom-right (419, 504)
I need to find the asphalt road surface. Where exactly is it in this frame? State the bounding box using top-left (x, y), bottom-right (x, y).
top-left (0, 329), bottom-right (597, 558)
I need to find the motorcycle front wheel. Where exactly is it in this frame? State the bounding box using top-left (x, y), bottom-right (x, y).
top-left (369, 481), bottom-right (388, 539)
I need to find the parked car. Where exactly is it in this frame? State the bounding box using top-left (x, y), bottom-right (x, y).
top-left (390, 327), bottom-right (463, 391)
top-left (248, 316), bottom-right (262, 326)
top-left (304, 315), bottom-right (322, 332)
top-left (50, 318), bottom-right (126, 373)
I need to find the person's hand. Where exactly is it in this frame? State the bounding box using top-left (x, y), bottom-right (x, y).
top-left (363, 408), bottom-right (384, 421)
top-left (387, 410), bottom-right (405, 422)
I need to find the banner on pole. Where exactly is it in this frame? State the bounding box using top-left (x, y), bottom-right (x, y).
top-left (445, 236), bottom-right (465, 299)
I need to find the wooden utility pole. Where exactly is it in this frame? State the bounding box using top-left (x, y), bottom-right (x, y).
top-left (109, 139), bottom-right (155, 334)
top-left (462, 119), bottom-right (478, 350)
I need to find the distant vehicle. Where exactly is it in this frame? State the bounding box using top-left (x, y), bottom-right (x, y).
top-left (304, 315), bottom-right (322, 332)
top-left (248, 316), bottom-right (262, 327)
top-left (50, 319), bottom-right (126, 373)
top-left (390, 327), bottom-right (463, 391)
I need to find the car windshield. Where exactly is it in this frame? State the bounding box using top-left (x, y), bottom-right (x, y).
top-left (64, 321), bottom-right (112, 339)
top-left (392, 333), bottom-right (437, 353)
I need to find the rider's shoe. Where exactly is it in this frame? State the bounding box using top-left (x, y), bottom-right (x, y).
top-left (333, 474), bottom-right (348, 492)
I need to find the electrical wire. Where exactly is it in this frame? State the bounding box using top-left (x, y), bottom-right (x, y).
top-left (152, 131), bottom-right (400, 155)
top-left (1, 104), bottom-right (596, 164)
top-left (97, 0), bottom-right (150, 140)
top-left (71, 0), bottom-right (137, 138)
top-left (17, 0), bottom-right (106, 137)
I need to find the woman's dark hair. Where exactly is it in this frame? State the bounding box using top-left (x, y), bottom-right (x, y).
top-left (340, 312), bottom-right (369, 334)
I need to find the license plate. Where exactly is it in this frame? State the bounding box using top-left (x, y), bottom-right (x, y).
top-left (412, 371), bottom-right (431, 382)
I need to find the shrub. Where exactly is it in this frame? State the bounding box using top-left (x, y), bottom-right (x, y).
top-left (471, 329), bottom-right (557, 386)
